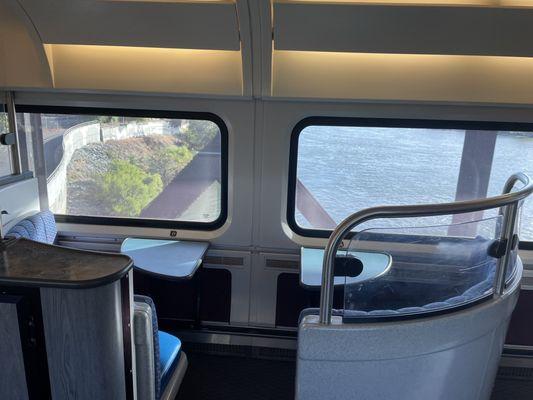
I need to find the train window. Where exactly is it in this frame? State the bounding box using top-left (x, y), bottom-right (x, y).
top-left (288, 118), bottom-right (533, 242)
top-left (17, 107), bottom-right (227, 230)
top-left (0, 106), bottom-right (13, 177)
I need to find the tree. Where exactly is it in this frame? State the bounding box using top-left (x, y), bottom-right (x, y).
top-left (147, 145), bottom-right (194, 185)
top-left (0, 113), bottom-right (8, 133)
top-left (99, 159), bottom-right (162, 217)
top-left (180, 120), bottom-right (219, 151)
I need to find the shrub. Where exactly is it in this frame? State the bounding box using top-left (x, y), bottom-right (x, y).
top-left (180, 120), bottom-right (219, 151)
top-left (0, 113), bottom-right (8, 133)
top-left (99, 159), bottom-right (162, 217)
top-left (147, 145), bottom-right (194, 185)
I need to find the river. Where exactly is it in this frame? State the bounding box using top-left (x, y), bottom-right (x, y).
top-left (296, 126), bottom-right (533, 240)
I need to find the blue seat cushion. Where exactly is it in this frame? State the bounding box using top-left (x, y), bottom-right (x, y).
top-left (134, 295), bottom-right (182, 399)
top-left (158, 331), bottom-right (182, 394)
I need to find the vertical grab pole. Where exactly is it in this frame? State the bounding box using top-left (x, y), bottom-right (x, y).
top-left (494, 202), bottom-right (519, 297)
top-left (319, 213), bottom-right (369, 325)
top-left (319, 233), bottom-right (342, 325)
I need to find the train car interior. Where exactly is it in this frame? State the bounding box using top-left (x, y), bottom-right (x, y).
top-left (1, 1), bottom-right (533, 399)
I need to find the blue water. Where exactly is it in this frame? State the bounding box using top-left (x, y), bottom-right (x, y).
top-left (296, 127), bottom-right (533, 240)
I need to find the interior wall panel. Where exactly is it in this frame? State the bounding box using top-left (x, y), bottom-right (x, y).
top-left (272, 51), bottom-right (533, 103)
top-left (0, 1), bottom-right (53, 88)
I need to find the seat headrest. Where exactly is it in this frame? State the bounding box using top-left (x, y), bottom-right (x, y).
top-left (5, 210), bottom-right (57, 244)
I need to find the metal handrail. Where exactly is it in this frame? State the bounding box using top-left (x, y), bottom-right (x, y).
top-left (318, 173), bottom-right (533, 324)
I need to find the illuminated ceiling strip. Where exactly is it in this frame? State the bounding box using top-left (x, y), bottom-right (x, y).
top-left (104, 0), bottom-right (233, 3)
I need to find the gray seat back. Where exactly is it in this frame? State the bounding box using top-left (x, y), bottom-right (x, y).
top-left (134, 301), bottom-right (156, 400)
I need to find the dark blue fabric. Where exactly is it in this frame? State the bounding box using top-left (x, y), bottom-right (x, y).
top-left (301, 265), bottom-right (497, 321)
top-left (158, 331), bottom-right (182, 394)
top-left (134, 295), bottom-right (162, 399)
top-left (6, 210), bottom-right (57, 244)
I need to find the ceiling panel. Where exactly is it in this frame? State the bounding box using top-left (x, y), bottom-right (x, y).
top-left (274, 3), bottom-right (533, 57)
top-left (17, 0), bottom-right (240, 50)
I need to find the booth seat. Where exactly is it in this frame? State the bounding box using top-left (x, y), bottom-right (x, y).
top-left (5, 210), bottom-right (57, 243)
top-left (300, 266), bottom-right (496, 321)
top-left (6, 211), bottom-right (187, 400)
top-left (134, 295), bottom-right (188, 400)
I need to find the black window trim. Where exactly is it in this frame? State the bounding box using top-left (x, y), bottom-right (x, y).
top-left (1, 102), bottom-right (33, 185)
top-left (287, 116), bottom-right (533, 249)
top-left (18, 105), bottom-right (229, 231)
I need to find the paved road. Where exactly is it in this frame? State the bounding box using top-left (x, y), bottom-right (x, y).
top-left (140, 140), bottom-right (221, 219)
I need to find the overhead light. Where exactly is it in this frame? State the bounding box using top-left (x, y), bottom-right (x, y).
top-left (272, 50), bottom-right (533, 103)
top-left (42, 44), bottom-right (243, 95)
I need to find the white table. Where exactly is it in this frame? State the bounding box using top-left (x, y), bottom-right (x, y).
top-left (121, 238), bottom-right (209, 281)
top-left (300, 247), bottom-right (392, 289)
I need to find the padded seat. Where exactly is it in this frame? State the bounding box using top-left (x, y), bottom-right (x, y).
top-left (134, 295), bottom-right (187, 400)
top-left (6, 210), bottom-right (57, 244)
top-left (300, 267), bottom-right (496, 322)
top-left (159, 331), bottom-right (182, 392)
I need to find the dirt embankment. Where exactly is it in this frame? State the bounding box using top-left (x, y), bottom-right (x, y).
top-left (66, 135), bottom-right (192, 216)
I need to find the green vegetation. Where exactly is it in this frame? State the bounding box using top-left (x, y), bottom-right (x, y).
top-left (97, 116), bottom-right (153, 125)
top-left (147, 145), bottom-right (195, 185)
top-left (0, 113), bottom-right (8, 133)
top-left (67, 118), bottom-right (220, 218)
top-left (99, 159), bottom-right (162, 217)
top-left (180, 120), bottom-right (219, 151)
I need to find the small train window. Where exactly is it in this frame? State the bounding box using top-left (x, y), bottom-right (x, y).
top-left (288, 117), bottom-right (533, 243)
top-left (0, 105), bottom-right (13, 178)
top-left (17, 106), bottom-right (228, 230)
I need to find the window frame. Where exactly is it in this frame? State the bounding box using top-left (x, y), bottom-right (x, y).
top-left (287, 116), bottom-right (533, 249)
top-left (18, 105), bottom-right (229, 231)
top-left (0, 99), bottom-right (33, 185)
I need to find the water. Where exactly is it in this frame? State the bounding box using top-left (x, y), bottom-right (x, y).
top-left (296, 126), bottom-right (533, 240)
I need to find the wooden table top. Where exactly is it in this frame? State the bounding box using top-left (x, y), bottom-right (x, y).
top-left (0, 238), bottom-right (133, 288)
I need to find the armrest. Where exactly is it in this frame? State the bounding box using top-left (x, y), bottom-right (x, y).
top-left (134, 301), bottom-right (156, 400)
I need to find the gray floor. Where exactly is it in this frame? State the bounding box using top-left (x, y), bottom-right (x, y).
top-left (177, 353), bottom-right (295, 400)
top-left (492, 377), bottom-right (533, 400)
top-left (176, 347), bottom-right (532, 400)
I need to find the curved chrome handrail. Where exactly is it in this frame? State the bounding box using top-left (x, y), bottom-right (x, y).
top-left (318, 173), bottom-right (533, 324)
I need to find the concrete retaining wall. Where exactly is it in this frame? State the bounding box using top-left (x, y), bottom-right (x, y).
top-left (47, 120), bottom-right (168, 213)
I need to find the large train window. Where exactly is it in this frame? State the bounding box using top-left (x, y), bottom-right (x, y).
top-left (17, 106), bottom-right (228, 230)
top-left (288, 117), bottom-right (533, 244)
